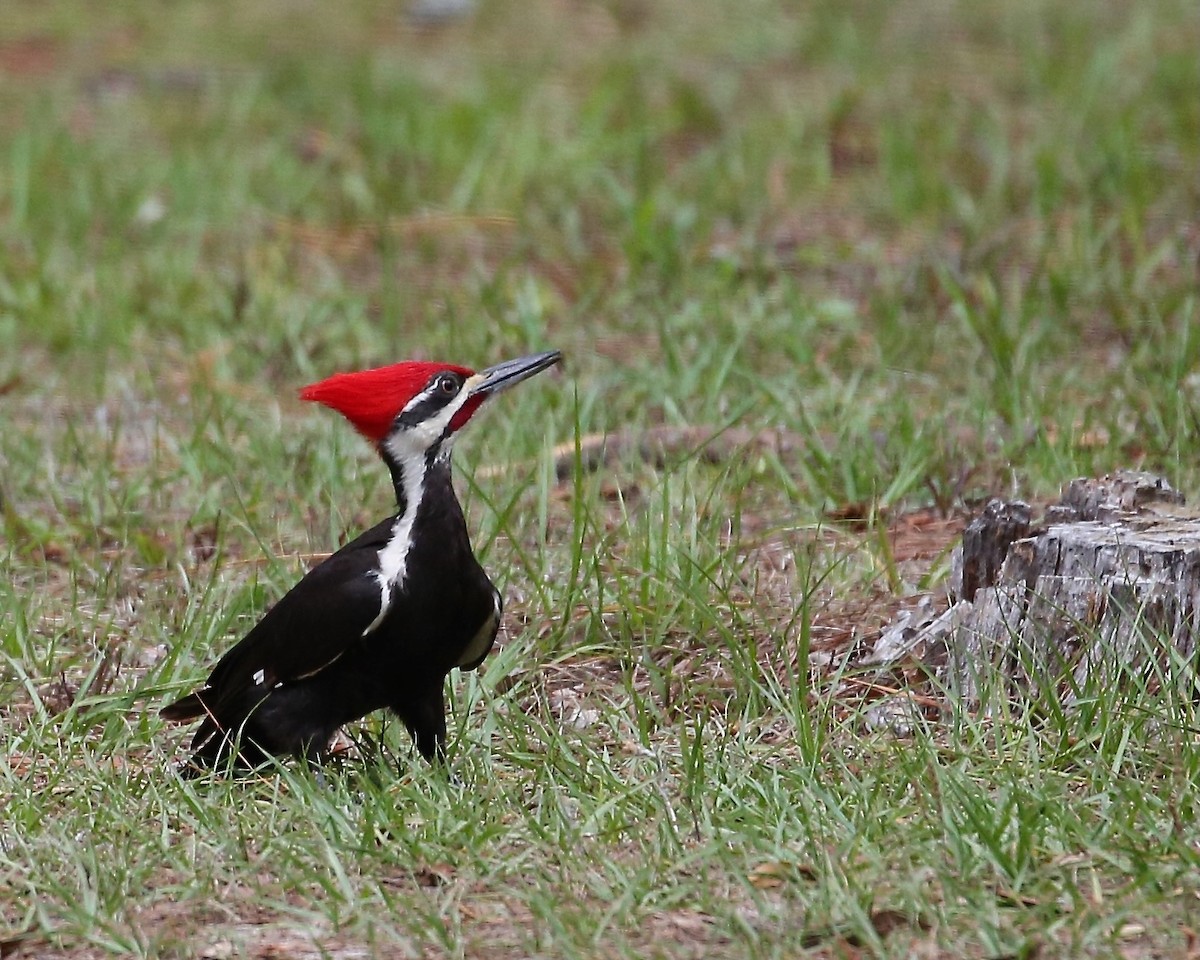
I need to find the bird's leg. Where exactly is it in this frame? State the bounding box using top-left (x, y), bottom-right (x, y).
top-left (392, 687), bottom-right (448, 767)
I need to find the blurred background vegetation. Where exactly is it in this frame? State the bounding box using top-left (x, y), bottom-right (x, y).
top-left (3, 1), bottom-right (1197, 451)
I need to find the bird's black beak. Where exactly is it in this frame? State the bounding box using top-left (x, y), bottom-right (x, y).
top-left (467, 351), bottom-right (562, 398)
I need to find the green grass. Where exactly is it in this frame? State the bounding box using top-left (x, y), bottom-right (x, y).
top-left (3, 0), bottom-right (1200, 956)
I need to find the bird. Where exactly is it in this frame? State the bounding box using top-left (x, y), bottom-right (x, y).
top-left (160, 350), bottom-right (562, 775)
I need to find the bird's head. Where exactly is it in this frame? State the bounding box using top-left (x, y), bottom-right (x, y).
top-left (300, 351), bottom-right (561, 463)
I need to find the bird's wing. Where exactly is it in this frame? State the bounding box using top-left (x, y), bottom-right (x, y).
top-left (164, 518), bottom-right (398, 718)
top-left (456, 588), bottom-right (501, 671)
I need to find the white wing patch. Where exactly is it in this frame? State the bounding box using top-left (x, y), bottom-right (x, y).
top-left (252, 666), bottom-right (286, 690)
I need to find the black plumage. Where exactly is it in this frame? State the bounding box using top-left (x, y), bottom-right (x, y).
top-left (161, 351), bottom-right (559, 775)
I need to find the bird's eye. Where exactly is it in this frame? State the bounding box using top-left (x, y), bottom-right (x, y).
top-left (438, 375), bottom-right (458, 395)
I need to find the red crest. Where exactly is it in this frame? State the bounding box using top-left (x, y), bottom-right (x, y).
top-left (300, 362), bottom-right (475, 443)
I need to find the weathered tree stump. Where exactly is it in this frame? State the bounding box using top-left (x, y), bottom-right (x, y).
top-left (869, 472), bottom-right (1200, 708)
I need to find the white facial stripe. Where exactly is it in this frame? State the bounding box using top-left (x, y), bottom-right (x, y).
top-left (400, 380), bottom-right (443, 416)
top-left (400, 370), bottom-right (484, 421)
top-left (387, 381), bottom-right (475, 456)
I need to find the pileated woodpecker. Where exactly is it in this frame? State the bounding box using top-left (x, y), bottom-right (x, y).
top-left (160, 350), bottom-right (561, 774)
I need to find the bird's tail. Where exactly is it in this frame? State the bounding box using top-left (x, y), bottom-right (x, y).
top-left (160, 692), bottom-right (205, 722)
top-left (176, 720), bottom-right (272, 778)
top-left (162, 689), bottom-right (265, 777)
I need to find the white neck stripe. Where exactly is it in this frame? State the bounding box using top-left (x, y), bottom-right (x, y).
top-left (363, 385), bottom-right (475, 635)
top-left (365, 448), bottom-right (426, 634)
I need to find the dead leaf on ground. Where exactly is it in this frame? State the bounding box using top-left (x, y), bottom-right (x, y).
top-left (200, 939), bottom-right (234, 960)
top-left (33, 541), bottom-right (69, 564)
top-left (994, 887), bottom-right (1041, 908)
top-left (382, 864), bottom-right (454, 888)
top-left (887, 506), bottom-right (968, 562)
top-left (3, 754), bottom-right (35, 777)
top-left (188, 521), bottom-right (221, 562)
top-left (869, 907), bottom-right (930, 937)
top-left (0, 37), bottom-right (59, 77)
top-left (37, 675), bottom-right (78, 715)
top-left (800, 907), bottom-right (930, 950)
top-left (413, 863), bottom-right (454, 887)
top-left (651, 908), bottom-right (717, 939)
top-left (1, 932), bottom-right (38, 959)
top-left (748, 860), bottom-right (817, 889)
